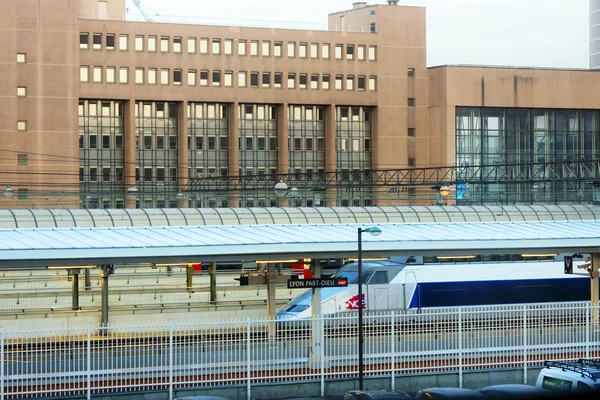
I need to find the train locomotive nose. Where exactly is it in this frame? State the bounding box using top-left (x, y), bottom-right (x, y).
top-left (276, 312), bottom-right (297, 320)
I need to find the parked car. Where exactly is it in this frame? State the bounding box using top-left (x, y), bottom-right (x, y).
top-left (413, 387), bottom-right (486, 399)
top-left (344, 389), bottom-right (412, 400)
top-left (536, 360), bottom-right (600, 393)
top-left (477, 384), bottom-right (551, 398)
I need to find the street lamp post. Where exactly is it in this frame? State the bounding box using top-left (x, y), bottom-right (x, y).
top-left (357, 226), bottom-right (382, 390)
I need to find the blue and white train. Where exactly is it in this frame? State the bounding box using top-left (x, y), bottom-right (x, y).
top-left (276, 255), bottom-right (590, 320)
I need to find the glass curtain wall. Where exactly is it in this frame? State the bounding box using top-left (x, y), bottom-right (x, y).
top-left (288, 105), bottom-right (326, 207)
top-left (79, 100), bottom-right (125, 209)
top-left (135, 101), bottom-right (179, 208)
top-left (456, 107), bottom-right (599, 204)
top-left (239, 104), bottom-right (278, 207)
top-left (336, 106), bottom-right (372, 206)
top-left (187, 103), bottom-right (229, 208)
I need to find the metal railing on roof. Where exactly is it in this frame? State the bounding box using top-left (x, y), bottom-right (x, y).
top-left (77, 11), bottom-right (371, 33)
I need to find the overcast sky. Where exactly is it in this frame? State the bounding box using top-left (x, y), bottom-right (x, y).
top-left (127, 0), bottom-right (589, 69)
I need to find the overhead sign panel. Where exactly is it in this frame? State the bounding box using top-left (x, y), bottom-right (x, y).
top-left (287, 278), bottom-right (348, 289)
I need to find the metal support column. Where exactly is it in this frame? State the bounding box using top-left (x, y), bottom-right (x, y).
top-left (71, 269), bottom-right (80, 311)
top-left (209, 261), bottom-right (217, 304)
top-left (592, 253), bottom-right (600, 327)
top-left (310, 259), bottom-right (323, 369)
top-left (100, 264), bottom-right (114, 335)
top-left (266, 263), bottom-right (277, 340)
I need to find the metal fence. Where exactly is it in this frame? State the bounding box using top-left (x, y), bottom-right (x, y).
top-left (3, 301), bottom-right (600, 399)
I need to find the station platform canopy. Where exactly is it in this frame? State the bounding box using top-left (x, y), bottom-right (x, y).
top-left (0, 205), bottom-right (598, 229)
top-left (0, 219), bottom-right (599, 268)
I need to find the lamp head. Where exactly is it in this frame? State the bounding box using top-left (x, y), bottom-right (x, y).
top-left (439, 185), bottom-right (451, 197)
top-left (274, 179), bottom-right (288, 197)
top-left (4, 185), bottom-right (13, 197)
top-left (364, 227), bottom-right (382, 236)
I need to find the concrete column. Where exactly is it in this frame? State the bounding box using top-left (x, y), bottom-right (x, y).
top-left (228, 102), bottom-right (240, 208)
top-left (124, 100), bottom-right (137, 208)
top-left (186, 264), bottom-right (193, 293)
top-left (310, 259), bottom-right (323, 369)
top-left (592, 254), bottom-right (600, 327)
top-left (71, 269), bottom-right (80, 311)
top-left (277, 104), bottom-right (289, 207)
top-left (177, 101), bottom-right (189, 208)
top-left (324, 104), bottom-right (337, 207)
top-left (209, 261), bottom-right (217, 304)
top-left (100, 264), bottom-right (114, 335)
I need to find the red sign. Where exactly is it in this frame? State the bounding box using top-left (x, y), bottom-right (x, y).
top-left (291, 258), bottom-right (313, 279)
top-left (345, 294), bottom-right (366, 310)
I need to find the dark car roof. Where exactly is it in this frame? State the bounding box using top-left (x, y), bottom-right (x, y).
top-left (345, 389), bottom-right (412, 399)
top-left (416, 388), bottom-right (486, 399)
top-left (478, 384), bottom-right (549, 394)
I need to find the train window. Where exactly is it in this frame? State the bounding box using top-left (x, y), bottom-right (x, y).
top-left (370, 271), bottom-right (388, 284)
top-left (350, 272), bottom-right (372, 284)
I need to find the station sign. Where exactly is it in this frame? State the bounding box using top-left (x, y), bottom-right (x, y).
top-left (287, 277), bottom-right (348, 289)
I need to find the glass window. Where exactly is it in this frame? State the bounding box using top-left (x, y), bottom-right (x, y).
top-left (135, 35), bottom-right (144, 51)
top-left (358, 45), bottom-right (365, 60)
top-left (346, 75), bottom-right (354, 91)
top-left (80, 66), bottom-right (89, 82)
top-left (106, 34), bottom-right (115, 50)
top-left (92, 66), bottom-right (102, 82)
top-left (224, 71), bottom-right (233, 87)
top-left (299, 74), bottom-right (307, 89)
top-left (93, 33), bottom-right (102, 50)
top-left (200, 38), bottom-right (209, 54)
top-left (238, 71), bottom-right (247, 87)
top-left (274, 72), bottom-right (282, 88)
top-left (311, 43), bottom-right (318, 59)
top-left (119, 34), bottom-right (128, 50)
top-left (161, 68), bottom-right (169, 84)
top-left (119, 67), bottom-right (128, 83)
top-left (408, 68), bottom-right (415, 78)
top-left (346, 44), bottom-right (354, 60)
top-left (161, 36), bottom-right (169, 52)
top-left (200, 70), bottom-right (208, 86)
top-left (262, 72), bottom-right (270, 88)
top-left (173, 69), bottom-right (182, 85)
top-left (335, 75), bottom-right (343, 90)
top-left (274, 41), bottom-right (282, 57)
top-left (287, 73), bottom-right (296, 89)
top-left (148, 68), bottom-right (157, 84)
top-left (299, 42), bottom-right (307, 58)
top-left (357, 75), bottom-right (366, 91)
top-left (408, 98), bottom-right (415, 108)
top-left (287, 42), bottom-right (296, 58)
top-left (106, 66), bottom-right (115, 83)
top-left (238, 39), bottom-right (246, 55)
top-left (335, 44), bottom-right (343, 59)
top-left (311, 74), bottom-right (319, 89)
top-left (143, 36), bottom-right (154, 53)
top-left (212, 70), bottom-right (221, 86)
top-left (224, 39), bottom-right (233, 55)
top-left (187, 69), bottom-right (196, 86)
top-left (187, 37), bottom-right (196, 53)
top-left (212, 39), bottom-right (220, 54)
top-left (17, 120), bottom-right (27, 132)
top-left (322, 74), bottom-right (330, 90)
top-left (322, 43), bottom-right (330, 59)
top-left (368, 76), bottom-right (376, 91)
top-left (135, 68), bottom-right (144, 84)
top-left (17, 87), bottom-right (27, 97)
top-left (80, 33), bottom-right (89, 49)
top-left (250, 40), bottom-right (258, 56)
top-left (262, 41), bottom-right (270, 56)
top-left (173, 37), bottom-right (182, 53)
top-left (368, 45), bottom-right (376, 60)
top-left (250, 72), bottom-right (259, 88)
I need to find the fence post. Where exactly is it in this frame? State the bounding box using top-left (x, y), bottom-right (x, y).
top-left (523, 306), bottom-right (527, 384)
top-left (391, 311), bottom-right (396, 391)
top-left (1, 328), bottom-right (4, 400)
top-left (320, 315), bottom-right (325, 398)
top-left (247, 318), bottom-right (251, 400)
top-left (87, 325), bottom-right (91, 400)
top-left (169, 322), bottom-right (174, 400)
top-left (586, 302), bottom-right (591, 359)
top-left (458, 308), bottom-right (463, 388)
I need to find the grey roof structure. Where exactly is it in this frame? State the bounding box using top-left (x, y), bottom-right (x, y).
top-left (0, 205), bottom-right (597, 228)
top-left (0, 219), bottom-right (599, 268)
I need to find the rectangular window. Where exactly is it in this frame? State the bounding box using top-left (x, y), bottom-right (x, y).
top-left (161, 36), bottom-right (169, 52)
top-left (408, 68), bottom-right (415, 78)
top-left (262, 41), bottom-right (270, 56)
top-left (220, 138), bottom-right (228, 151)
top-left (93, 66), bottom-right (102, 82)
top-left (408, 158), bottom-right (416, 168)
top-left (135, 35), bottom-right (144, 51)
top-left (144, 167), bottom-right (153, 182)
top-left (346, 44), bottom-right (354, 60)
top-left (187, 69), bottom-right (196, 86)
top-left (262, 72), bottom-right (270, 88)
top-left (212, 39), bottom-right (220, 54)
top-left (368, 45), bottom-right (376, 60)
top-left (147, 35), bottom-right (156, 52)
top-left (161, 68), bottom-right (169, 85)
top-left (200, 38), bottom-right (208, 54)
top-left (135, 68), bottom-right (144, 84)
top-left (370, 22), bottom-right (376, 33)
top-left (148, 68), bottom-right (157, 84)
top-left (299, 73), bottom-right (307, 89)
top-left (80, 66), bottom-right (89, 82)
top-left (408, 98), bottom-right (415, 108)
top-left (322, 43), bottom-right (330, 59)
top-left (79, 167), bottom-right (84, 182)
top-left (116, 167), bottom-right (124, 181)
top-left (238, 71), bottom-right (247, 87)
top-left (299, 42), bottom-right (307, 58)
top-left (224, 71), bottom-right (233, 87)
top-left (274, 72), bottom-right (282, 88)
top-left (119, 67), bottom-right (128, 83)
top-left (335, 75), bottom-right (343, 90)
top-left (294, 138), bottom-right (302, 151)
top-left (311, 74), bottom-right (319, 89)
top-left (369, 76), bottom-right (376, 91)
top-left (287, 42), bottom-right (296, 58)
top-left (93, 33), bottom-right (102, 50)
top-left (357, 75), bottom-right (366, 91)
top-left (250, 40), bottom-right (259, 56)
top-left (119, 34), bottom-right (128, 51)
top-left (80, 33), bottom-right (89, 49)
top-left (106, 66), bottom-right (115, 83)
top-left (173, 69), bottom-right (182, 85)
top-left (17, 154), bottom-right (27, 165)
top-left (245, 137), bottom-right (253, 150)
top-left (212, 70), bottom-right (221, 86)
top-left (224, 39), bottom-right (233, 55)
top-left (322, 74), bottom-right (330, 90)
top-left (408, 128), bottom-right (415, 137)
top-left (143, 135), bottom-right (152, 150)
top-left (238, 39), bottom-right (246, 55)
top-left (335, 44), bottom-right (343, 59)
top-left (274, 41), bottom-right (282, 57)
top-left (17, 53), bottom-right (26, 64)
top-left (187, 37), bottom-right (196, 53)
top-left (250, 72), bottom-right (259, 88)
top-left (106, 34), bottom-right (115, 50)
top-left (311, 43), bottom-right (318, 59)
top-left (89, 135), bottom-right (97, 148)
top-left (196, 137), bottom-right (203, 150)
top-left (17, 120), bottom-right (27, 132)
top-left (209, 137), bottom-right (216, 150)
top-left (346, 75), bottom-right (354, 90)
top-left (200, 70), bottom-right (208, 86)
top-left (156, 136), bottom-right (164, 149)
top-left (173, 37), bottom-right (182, 53)
top-left (89, 168), bottom-right (97, 181)
top-left (115, 136), bottom-right (123, 149)
top-left (358, 45), bottom-right (365, 60)
top-left (103, 167), bottom-right (111, 181)
top-left (17, 87), bottom-right (27, 97)
top-left (287, 73), bottom-right (296, 89)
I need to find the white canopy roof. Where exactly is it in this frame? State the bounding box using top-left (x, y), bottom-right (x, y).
top-left (0, 219), bottom-right (598, 268)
